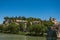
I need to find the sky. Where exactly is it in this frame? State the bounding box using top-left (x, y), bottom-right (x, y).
top-left (0, 0), bottom-right (60, 24)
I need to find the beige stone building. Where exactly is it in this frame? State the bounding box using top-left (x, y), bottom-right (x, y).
top-left (4, 19), bottom-right (41, 29)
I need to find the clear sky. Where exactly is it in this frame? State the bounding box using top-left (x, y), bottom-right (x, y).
top-left (0, 0), bottom-right (60, 24)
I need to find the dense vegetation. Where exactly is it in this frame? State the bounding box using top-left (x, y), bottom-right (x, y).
top-left (0, 16), bottom-right (54, 36)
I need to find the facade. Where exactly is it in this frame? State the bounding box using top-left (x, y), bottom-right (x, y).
top-left (4, 19), bottom-right (41, 29)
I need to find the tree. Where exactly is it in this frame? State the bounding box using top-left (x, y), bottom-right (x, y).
top-left (32, 24), bottom-right (41, 34)
top-left (49, 17), bottom-right (52, 21)
top-left (47, 21), bottom-right (54, 26)
top-left (0, 24), bottom-right (8, 33)
top-left (7, 23), bottom-right (19, 34)
top-left (0, 25), bottom-right (4, 32)
top-left (40, 24), bottom-right (47, 35)
top-left (4, 16), bottom-right (9, 21)
top-left (27, 17), bottom-right (33, 21)
top-left (27, 25), bottom-right (33, 33)
top-left (19, 23), bottom-right (25, 32)
top-left (22, 16), bottom-right (26, 20)
top-left (41, 20), bottom-right (54, 28)
top-left (27, 21), bottom-right (31, 31)
top-left (17, 16), bottom-right (22, 20)
top-left (27, 24), bottom-right (41, 35)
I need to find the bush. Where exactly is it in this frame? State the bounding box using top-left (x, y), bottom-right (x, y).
top-left (7, 23), bottom-right (20, 34)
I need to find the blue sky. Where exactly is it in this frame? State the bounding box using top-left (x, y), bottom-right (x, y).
top-left (0, 0), bottom-right (60, 24)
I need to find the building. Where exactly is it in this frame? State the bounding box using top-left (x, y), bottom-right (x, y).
top-left (4, 19), bottom-right (41, 29)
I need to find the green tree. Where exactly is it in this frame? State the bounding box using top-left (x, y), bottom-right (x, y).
top-left (32, 24), bottom-right (41, 34)
top-left (22, 16), bottom-right (26, 20)
top-left (7, 23), bottom-right (19, 34)
top-left (47, 21), bottom-right (54, 26)
top-left (41, 20), bottom-right (54, 28)
top-left (19, 23), bottom-right (25, 32)
top-left (27, 21), bottom-right (31, 31)
top-left (28, 24), bottom-right (41, 35)
top-left (27, 17), bottom-right (33, 21)
top-left (4, 16), bottom-right (10, 21)
top-left (0, 24), bottom-right (8, 33)
top-left (18, 16), bottom-right (22, 20)
top-left (0, 25), bottom-right (4, 32)
top-left (40, 24), bottom-right (47, 35)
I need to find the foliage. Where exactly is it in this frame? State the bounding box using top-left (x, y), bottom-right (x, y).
top-left (32, 24), bottom-right (41, 33)
top-left (7, 23), bottom-right (19, 34)
top-left (19, 23), bottom-right (25, 32)
top-left (0, 25), bottom-right (4, 32)
top-left (2, 16), bottom-right (54, 36)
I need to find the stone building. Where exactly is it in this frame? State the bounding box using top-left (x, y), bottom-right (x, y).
top-left (4, 19), bottom-right (41, 30)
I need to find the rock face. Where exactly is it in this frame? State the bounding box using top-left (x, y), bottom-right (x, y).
top-left (4, 19), bottom-right (41, 30)
top-left (50, 18), bottom-right (60, 38)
